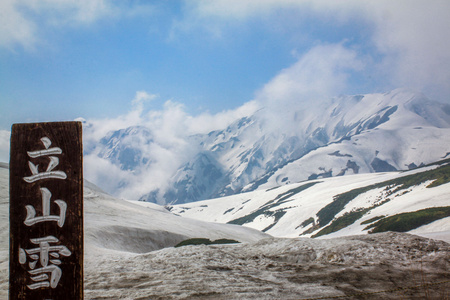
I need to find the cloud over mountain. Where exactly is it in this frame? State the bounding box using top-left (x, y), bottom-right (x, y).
top-left (184, 0), bottom-right (450, 102)
top-left (82, 86), bottom-right (450, 204)
top-left (82, 91), bottom-right (260, 200)
top-left (256, 43), bottom-right (364, 134)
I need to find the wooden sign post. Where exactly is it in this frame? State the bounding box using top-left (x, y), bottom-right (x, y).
top-left (9, 122), bottom-right (83, 299)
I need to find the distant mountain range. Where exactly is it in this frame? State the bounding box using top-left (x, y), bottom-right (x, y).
top-left (89, 89), bottom-right (450, 204)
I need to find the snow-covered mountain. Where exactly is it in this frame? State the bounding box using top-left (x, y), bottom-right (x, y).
top-left (97, 126), bottom-right (154, 171)
top-left (169, 159), bottom-right (450, 241)
top-left (89, 89), bottom-right (450, 204)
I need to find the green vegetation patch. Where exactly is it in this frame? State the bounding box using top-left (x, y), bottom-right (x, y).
top-left (393, 163), bottom-right (450, 189)
top-left (227, 208), bottom-right (272, 226)
top-left (228, 182), bottom-right (319, 226)
top-left (262, 210), bottom-right (287, 232)
top-left (298, 217), bottom-right (315, 229)
top-left (426, 164), bottom-right (450, 187)
top-left (298, 217), bottom-right (320, 235)
top-left (316, 186), bottom-right (375, 227)
top-left (313, 199), bottom-right (391, 238)
top-left (312, 208), bottom-right (370, 238)
top-left (223, 207), bottom-right (234, 215)
top-left (175, 238), bottom-right (240, 248)
top-left (315, 162), bottom-right (450, 229)
top-left (271, 182), bottom-right (320, 203)
top-left (300, 223), bottom-right (321, 236)
top-left (360, 215), bottom-right (385, 225)
top-left (365, 206), bottom-right (450, 233)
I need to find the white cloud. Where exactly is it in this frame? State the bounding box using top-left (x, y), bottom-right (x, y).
top-left (185, 100), bottom-right (260, 135)
top-left (186, 0), bottom-right (450, 101)
top-left (0, 0), bottom-right (155, 50)
top-left (367, 0), bottom-right (450, 101)
top-left (185, 0), bottom-right (364, 24)
top-left (255, 43), bottom-right (364, 134)
top-left (188, 0), bottom-right (301, 20)
top-left (0, 92), bottom-right (259, 198)
top-left (82, 91), bottom-right (259, 199)
top-left (0, 0), bottom-right (113, 49)
top-left (0, 0), bottom-right (37, 50)
top-left (80, 40), bottom-right (364, 198)
top-left (83, 154), bottom-right (130, 195)
top-left (21, 0), bottom-right (116, 25)
top-left (82, 41), bottom-right (363, 196)
top-left (258, 43), bottom-right (363, 103)
top-left (132, 91), bottom-right (157, 113)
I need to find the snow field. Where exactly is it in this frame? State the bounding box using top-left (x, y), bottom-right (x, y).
top-left (172, 166), bottom-right (450, 242)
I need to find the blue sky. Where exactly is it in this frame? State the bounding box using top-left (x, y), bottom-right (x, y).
top-left (1, 0), bottom-right (450, 163)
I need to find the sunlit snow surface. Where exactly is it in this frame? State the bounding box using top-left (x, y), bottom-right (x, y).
top-left (0, 165), bottom-right (448, 299)
top-left (171, 166), bottom-right (450, 241)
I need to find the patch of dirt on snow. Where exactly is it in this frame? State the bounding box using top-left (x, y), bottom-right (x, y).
top-left (84, 232), bottom-right (449, 299)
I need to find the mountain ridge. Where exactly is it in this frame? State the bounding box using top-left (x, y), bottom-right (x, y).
top-left (169, 158), bottom-right (450, 241)
top-left (87, 89), bottom-right (450, 204)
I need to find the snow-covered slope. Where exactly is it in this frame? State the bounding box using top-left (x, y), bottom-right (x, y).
top-left (170, 159), bottom-right (450, 241)
top-left (0, 163), bottom-right (268, 296)
top-left (88, 89), bottom-right (450, 204)
top-left (84, 184), bottom-right (269, 254)
top-left (1, 164), bottom-right (448, 299)
top-left (0, 164), bottom-right (268, 256)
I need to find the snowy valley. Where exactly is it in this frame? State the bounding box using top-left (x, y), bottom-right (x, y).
top-left (1, 158), bottom-right (449, 298)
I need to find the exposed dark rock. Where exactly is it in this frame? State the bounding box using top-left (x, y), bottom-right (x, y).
top-left (371, 157), bottom-right (397, 172)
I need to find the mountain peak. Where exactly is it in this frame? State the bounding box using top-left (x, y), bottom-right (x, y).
top-left (88, 90), bottom-right (450, 204)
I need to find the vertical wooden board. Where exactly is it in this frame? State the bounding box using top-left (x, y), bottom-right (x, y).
top-left (9, 122), bottom-right (83, 300)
